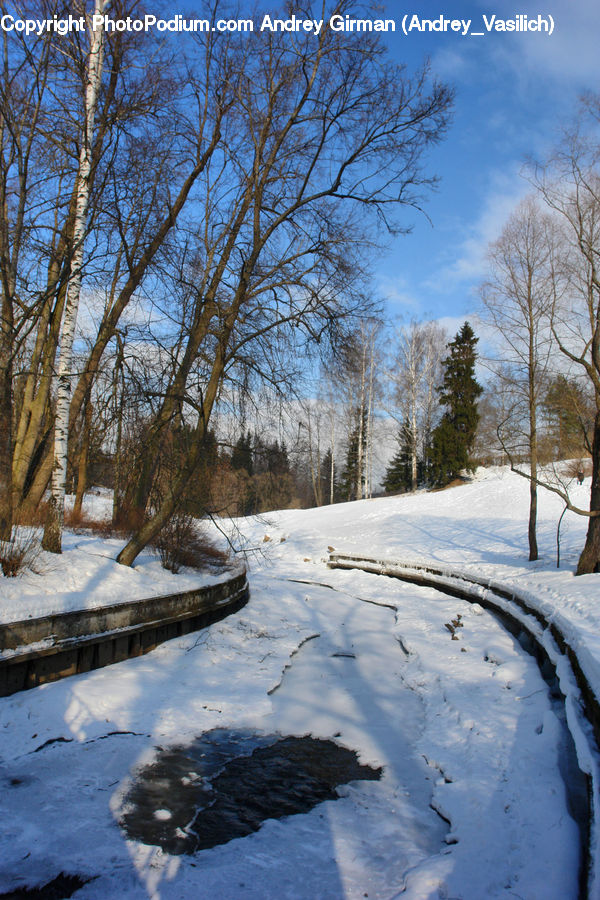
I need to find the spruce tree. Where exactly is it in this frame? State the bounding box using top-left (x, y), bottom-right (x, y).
top-left (383, 424), bottom-right (414, 493)
top-left (340, 410), bottom-right (367, 500)
top-left (428, 322), bottom-right (483, 486)
top-left (231, 430), bottom-right (253, 474)
top-left (340, 424), bottom-right (360, 500)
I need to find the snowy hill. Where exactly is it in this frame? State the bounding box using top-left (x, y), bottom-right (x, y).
top-left (1, 466), bottom-right (599, 899)
top-left (225, 464), bottom-right (590, 575)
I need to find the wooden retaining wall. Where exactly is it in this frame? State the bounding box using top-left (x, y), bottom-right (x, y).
top-left (0, 569), bottom-right (249, 697)
top-left (328, 552), bottom-right (598, 899)
top-left (328, 553), bottom-right (600, 750)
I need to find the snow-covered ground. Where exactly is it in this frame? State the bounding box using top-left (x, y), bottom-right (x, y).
top-left (0, 495), bottom-right (232, 626)
top-left (0, 467), bottom-right (598, 898)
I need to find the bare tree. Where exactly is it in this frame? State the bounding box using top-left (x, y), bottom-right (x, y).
top-left (43, 0), bottom-right (109, 552)
top-left (6, 2), bottom-right (236, 527)
top-left (334, 320), bottom-right (382, 501)
top-left (0, 13), bottom-right (58, 537)
top-left (299, 366), bottom-right (341, 507)
top-left (532, 105), bottom-right (600, 573)
top-left (480, 196), bottom-right (557, 560)
top-left (1, 1), bottom-right (452, 563)
top-left (115, 13), bottom-right (453, 564)
top-left (387, 319), bottom-right (446, 490)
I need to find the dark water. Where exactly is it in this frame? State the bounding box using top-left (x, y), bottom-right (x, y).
top-left (119, 729), bottom-right (382, 854)
top-left (0, 874), bottom-right (91, 899)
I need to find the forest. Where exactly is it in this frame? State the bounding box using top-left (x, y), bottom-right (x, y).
top-left (2, 2), bottom-right (600, 574)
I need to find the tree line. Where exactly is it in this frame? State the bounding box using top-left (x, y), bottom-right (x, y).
top-left (0, 0), bottom-right (452, 565)
top-left (5, 5), bottom-right (598, 577)
top-left (475, 95), bottom-right (600, 574)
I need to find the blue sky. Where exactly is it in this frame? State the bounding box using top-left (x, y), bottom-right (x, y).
top-left (377, 0), bottom-right (598, 333)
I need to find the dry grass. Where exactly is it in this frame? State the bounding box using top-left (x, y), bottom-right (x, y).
top-left (15, 503), bottom-right (117, 535)
top-left (14, 501), bottom-right (49, 528)
top-left (5, 502), bottom-right (228, 576)
top-left (0, 527), bottom-right (44, 577)
top-left (151, 512), bottom-right (229, 574)
top-left (66, 507), bottom-right (229, 572)
top-left (430, 476), bottom-right (471, 493)
top-left (64, 507), bottom-right (120, 538)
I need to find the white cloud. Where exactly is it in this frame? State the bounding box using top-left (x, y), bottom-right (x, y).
top-left (377, 274), bottom-right (423, 316)
top-left (430, 45), bottom-right (472, 80)
top-left (477, 0), bottom-right (599, 89)
top-left (426, 169), bottom-right (531, 291)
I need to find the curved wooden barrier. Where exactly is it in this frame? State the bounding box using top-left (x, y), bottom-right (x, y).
top-left (0, 569), bottom-right (249, 697)
top-left (328, 552), bottom-right (599, 899)
top-left (328, 553), bottom-right (600, 747)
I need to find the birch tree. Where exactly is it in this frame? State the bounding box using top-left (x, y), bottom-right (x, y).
top-left (8, 2), bottom-right (233, 522)
top-left (43, 0), bottom-right (108, 552)
top-left (336, 322), bottom-right (381, 501)
top-left (480, 196), bottom-right (557, 561)
top-left (387, 320), bottom-right (446, 490)
top-left (300, 369), bottom-right (340, 507)
top-left (532, 121), bottom-right (600, 573)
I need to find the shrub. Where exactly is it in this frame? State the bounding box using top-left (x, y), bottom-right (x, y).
top-left (0, 528), bottom-right (43, 577)
top-left (13, 501), bottom-right (49, 528)
top-left (565, 459), bottom-right (591, 480)
top-left (64, 507), bottom-right (120, 538)
top-left (152, 512), bottom-right (228, 573)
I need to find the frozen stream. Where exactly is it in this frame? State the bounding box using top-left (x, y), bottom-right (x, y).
top-left (0, 568), bottom-right (584, 899)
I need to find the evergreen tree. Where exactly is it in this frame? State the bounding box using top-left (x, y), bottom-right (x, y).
top-left (265, 440), bottom-right (290, 476)
top-left (383, 424), bottom-right (415, 493)
top-left (231, 430), bottom-right (253, 474)
top-left (339, 410), bottom-right (367, 500)
top-left (427, 322), bottom-right (483, 486)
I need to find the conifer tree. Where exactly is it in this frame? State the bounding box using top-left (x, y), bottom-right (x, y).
top-left (428, 323), bottom-right (483, 486)
top-left (340, 410), bottom-right (367, 500)
top-left (383, 424), bottom-right (415, 493)
top-left (231, 430), bottom-right (254, 475)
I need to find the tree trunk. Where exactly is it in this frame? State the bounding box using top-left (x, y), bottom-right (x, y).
top-left (528, 336), bottom-right (538, 562)
top-left (576, 409), bottom-right (600, 575)
top-left (117, 417), bottom-right (206, 566)
top-left (12, 282), bottom-right (67, 507)
top-left (410, 404), bottom-right (418, 492)
top-left (43, 0), bottom-right (107, 553)
top-left (356, 344), bottom-right (366, 501)
top-left (366, 340), bottom-right (375, 499)
top-left (73, 398), bottom-right (93, 518)
top-left (0, 342), bottom-right (12, 539)
top-left (117, 309), bottom-right (233, 566)
top-left (306, 410), bottom-right (322, 507)
top-left (528, 478), bottom-right (538, 562)
top-left (112, 335), bottom-right (125, 526)
top-left (330, 444), bottom-right (335, 505)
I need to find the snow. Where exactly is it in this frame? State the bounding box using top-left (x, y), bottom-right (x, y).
top-left (0, 467), bottom-right (598, 898)
top-left (0, 505), bottom-right (235, 626)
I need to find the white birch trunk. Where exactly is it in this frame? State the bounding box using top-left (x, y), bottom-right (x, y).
top-left (366, 337), bottom-right (375, 498)
top-left (330, 423), bottom-right (335, 505)
top-left (305, 405), bottom-right (322, 507)
top-left (43, 1), bottom-right (107, 552)
top-left (356, 341), bottom-right (367, 500)
top-left (410, 401), bottom-right (418, 490)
